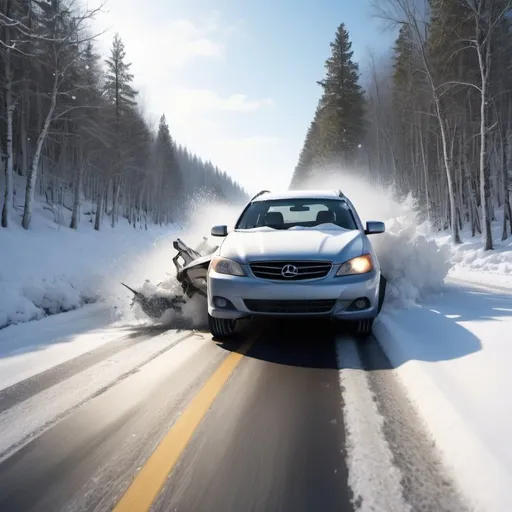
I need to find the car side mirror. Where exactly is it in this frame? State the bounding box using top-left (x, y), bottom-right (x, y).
top-left (365, 221), bottom-right (385, 235)
top-left (211, 225), bottom-right (228, 237)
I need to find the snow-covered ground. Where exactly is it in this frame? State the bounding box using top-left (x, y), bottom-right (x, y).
top-left (374, 279), bottom-right (512, 512)
top-left (0, 304), bottom-right (118, 390)
top-left (299, 172), bottom-right (512, 510)
top-left (367, 189), bottom-right (512, 510)
top-left (372, 205), bottom-right (512, 511)
top-left (0, 195), bottom-right (181, 329)
top-left (435, 210), bottom-right (512, 289)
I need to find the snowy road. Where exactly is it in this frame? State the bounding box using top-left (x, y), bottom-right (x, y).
top-left (0, 308), bottom-right (473, 512)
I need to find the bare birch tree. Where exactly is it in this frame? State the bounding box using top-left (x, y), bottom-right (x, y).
top-left (372, 0), bottom-right (462, 243)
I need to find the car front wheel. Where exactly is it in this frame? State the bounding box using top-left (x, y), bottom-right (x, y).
top-left (208, 314), bottom-right (237, 339)
top-left (355, 318), bottom-right (374, 336)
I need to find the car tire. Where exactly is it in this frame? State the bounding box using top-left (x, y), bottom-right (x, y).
top-left (355, 318), bottom-right (374, 336)
top-left (378, 274), bottom-right (387, 313)
top-left (208, 314), bottom-right (237, 339)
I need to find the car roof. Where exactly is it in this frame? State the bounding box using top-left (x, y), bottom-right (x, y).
top-left (251, 189), bottom-right (342, 202)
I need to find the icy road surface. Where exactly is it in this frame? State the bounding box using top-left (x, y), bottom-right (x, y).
top-left (0, 280), bottom-right (509, 511)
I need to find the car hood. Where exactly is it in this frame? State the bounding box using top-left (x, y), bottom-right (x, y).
top-left (219, 227), bottom-right (365, 263)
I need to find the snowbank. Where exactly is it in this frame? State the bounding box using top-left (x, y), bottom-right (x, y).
top-left (434, 210), bottom-right (512, 287)
top-left (0, 198), bottom-right (178, 329)
top-left (373, 281), bottom-right (512, 512)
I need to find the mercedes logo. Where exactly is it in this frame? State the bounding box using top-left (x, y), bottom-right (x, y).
top-left (281, 264), bottom-right (299, 278)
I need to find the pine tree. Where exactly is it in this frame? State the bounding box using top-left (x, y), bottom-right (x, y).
top-left (290, 102), bottom-right (323, 187)
top-left (291, 24), bottom-right (366, 188)
top-left (104, 33), bottom-right (138, 227)
top-left (0, 4), bottom-right (247, 234)
top-left (316, 23), bottom-right (365, 166)
top-left (153, 114), bottom-right (183, 224)
top-left (70, 41), bottom-right (104, 230)
top-left (104, 33), bottom-right (137, 117)
top-left (20, 0), bottom-right (98, 229)
top-left (391, 23), bottom-right (425, 194)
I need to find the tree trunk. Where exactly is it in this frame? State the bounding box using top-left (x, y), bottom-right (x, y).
top-left (437, 110), bottom-right (461, 243)
top-left (501, 136), bottom-right (511, 241)
top-left (2, 84), bottom-right (14, 229)
top-left (70, 161), bottom-right (84, 230)
top-left (477, 36), bottom-right (493, 250)
top-left (94, 184), bottom-right (104, 231)
top-left (502, 107), bottom-right (512, 240)
top-left (2, 4), bottom-right (14, 229)
top-left (19, 85), bottom-right (29, 177)
top-left (111, 177), bottom-right (121, 228)
top-left (22, 70), bottom-right (58, 230)
top-left (418, 121), bottom-right (430, 224)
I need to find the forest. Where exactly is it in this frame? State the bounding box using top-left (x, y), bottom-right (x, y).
top-left (291, 0), bottom-right (512, 250)
top-left (0, 0), bottom-right (247, 232)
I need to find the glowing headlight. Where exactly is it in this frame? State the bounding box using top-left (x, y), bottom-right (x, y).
top-left (336, 254), bottom-right (373, 276)
top-left (210, 256), bottom-right (246, 276)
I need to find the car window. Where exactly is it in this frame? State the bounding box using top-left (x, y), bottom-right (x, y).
top-left (267, 203), bottom-right (329, 223)
top-left (235, 198), bottom-right (357, 230)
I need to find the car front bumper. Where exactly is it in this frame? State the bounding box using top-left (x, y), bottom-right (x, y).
top-left (207, 268), bottom-right (381, 321)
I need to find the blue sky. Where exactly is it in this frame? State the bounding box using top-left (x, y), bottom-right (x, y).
top-left (92, 0), bottom-right (396, 194)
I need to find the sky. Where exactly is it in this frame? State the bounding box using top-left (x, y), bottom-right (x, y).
top-left (90, 0), bottom-right (396, 195)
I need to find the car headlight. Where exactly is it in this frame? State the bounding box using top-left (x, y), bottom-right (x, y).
top-left (210, 256), bottom-right (247, 276)
top-left (336, 254), bottom-right (373, 276)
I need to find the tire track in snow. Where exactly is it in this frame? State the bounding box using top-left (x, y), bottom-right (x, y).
top-left (359, 337), bottom-right (471, 512)
top-left (0, 325), bottom-right (172, 414)
top-left (0, 330), bottom-right (196, 463)
top-left (336, 335), bottom-right (411, 512)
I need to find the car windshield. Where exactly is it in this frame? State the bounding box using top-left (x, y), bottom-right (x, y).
top-left (235, 198), bottom-right (357, 230)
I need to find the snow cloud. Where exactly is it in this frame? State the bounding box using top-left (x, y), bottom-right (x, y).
top-left (297, 169), bottom-right (452, 307)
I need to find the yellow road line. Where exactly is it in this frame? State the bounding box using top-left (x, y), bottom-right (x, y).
top-left (113, 338), bottom-right (255, 512)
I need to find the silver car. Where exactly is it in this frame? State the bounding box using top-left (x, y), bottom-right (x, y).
top-left (207, 189), bottom-right (387, 338)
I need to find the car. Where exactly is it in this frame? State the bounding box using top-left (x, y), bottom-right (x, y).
top-left (206, 189), bottom-right (387, 339)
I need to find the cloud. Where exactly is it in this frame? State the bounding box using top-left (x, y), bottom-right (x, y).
top-left (144, 19), bottom-right (225, 67)
top-left (165, 89), bottom-right (274, 115)
top-left (92, 4), bottom-right (226, 72)
top-left (116, 19), bottom-right (225, 76)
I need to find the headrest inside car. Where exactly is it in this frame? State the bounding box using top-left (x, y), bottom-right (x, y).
top-left (316, 210), bottom-right (336, 224)
top-left (263, 211), bottom-right (284, 226)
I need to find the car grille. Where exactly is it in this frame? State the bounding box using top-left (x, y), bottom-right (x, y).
top-left (249, 261), bottom-right (332, 281)
top-left (243, 299), bottom-right (336, 314)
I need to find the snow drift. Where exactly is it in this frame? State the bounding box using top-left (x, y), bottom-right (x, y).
top-left (0, 199), bottom-right (178, 329)
top-left (295, 170), bottom-right (452, 306)
top-left (432, 208), bottom-right (512, 288)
